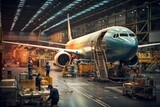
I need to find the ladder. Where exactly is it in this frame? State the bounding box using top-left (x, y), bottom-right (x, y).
top-left (91, 41), bottom-right (108, 81)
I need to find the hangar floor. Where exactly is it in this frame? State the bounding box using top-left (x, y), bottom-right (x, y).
top-left (1, 63), bottom-right (160, 107)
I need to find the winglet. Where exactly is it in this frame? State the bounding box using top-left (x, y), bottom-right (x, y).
top-left (67, 14), bottom-right (72, 41)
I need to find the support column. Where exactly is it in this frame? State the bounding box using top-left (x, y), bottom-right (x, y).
top-left (0, 26), bottom-right (2, 80)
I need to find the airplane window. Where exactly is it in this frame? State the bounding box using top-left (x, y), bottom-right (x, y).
top-left (129, 34), bottom-right (135, 37)
top-left (120, 34), bottom-right (128, 37)
top-left (113, 34), bottom-right (119, 38)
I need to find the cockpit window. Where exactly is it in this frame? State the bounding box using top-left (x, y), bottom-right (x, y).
top-left (120, 33), bottom-right (128, 37)
top-left (113, 34), bottom-right (119, 38)
top-left (113, 33), bottom-right (135, 38)
top-left (129, 34), bottom-right (135, 37)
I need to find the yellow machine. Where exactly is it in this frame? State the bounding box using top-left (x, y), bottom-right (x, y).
top-left (41, 76), bottom-right (52, 86)
top-left (20, 79), bottom-right (36, 92)
top-left (34, 67), bottom-right (53, 85)
top-left (18, 66), bottom-right (52, 106)
top-left (79, 63), bottom-right (95, 74)
top-left (138, 53), bottom-right (160, 63)
top-left (62, 63), bottom-right (77, 77)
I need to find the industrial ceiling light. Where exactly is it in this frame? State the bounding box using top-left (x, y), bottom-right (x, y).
top-left (10, 0), bottom-right (26, 31)
top-left (43, 0), bottom-right (113, 33)
top-left (21, 0), bottom-right (55, 31)
top-left (32, 0), bottom-right (83, 32)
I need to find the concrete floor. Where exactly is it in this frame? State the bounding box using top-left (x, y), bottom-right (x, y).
top-left (1, 63), bottom-right (160, 107)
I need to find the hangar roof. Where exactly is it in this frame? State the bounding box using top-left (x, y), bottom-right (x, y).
top-left (1, 0), bottom-right (142, 35)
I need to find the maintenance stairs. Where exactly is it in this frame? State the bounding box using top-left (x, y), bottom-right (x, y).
top-left (91, 41), bottom-right (108, 81)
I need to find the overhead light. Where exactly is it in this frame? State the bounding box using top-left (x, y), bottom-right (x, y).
top-left (43, 0), bottom-right (113, 33)
top-left (21, 0), bottom-right (55, 31)
top-left (32, 0), bottom-right (83, 31)
top-left (10, 0), bottom-right (26, 31)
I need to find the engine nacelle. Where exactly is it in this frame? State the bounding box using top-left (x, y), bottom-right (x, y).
top-left (122, 55), bottom-right (138, 66)
top-left (54, 51), bottom-right (71, 67)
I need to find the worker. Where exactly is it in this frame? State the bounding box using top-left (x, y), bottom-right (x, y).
top-left (70, 62), bottom-right (74, 72)
top-left (64, 61), bottom-right (69, 72)
top-left (36, 73), bottom-right (42, 91)
top-left (36, 60), bottom-right (39, 67)
top-left (7, 69), bottom-right (12, 79)
top-left (46, 85), bottom-right (59, 107)
top-left (28, 60), bottom-right (33, 79)
top-left (7, 69), bottom-right (12, 76)
top-left (45, 62), bottom-right (50, 77)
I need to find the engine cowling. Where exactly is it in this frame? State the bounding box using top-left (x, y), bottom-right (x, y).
top-left (54, 51), bottom-right (71, 67)
top-left (122, 55), bottom-right (138, 66)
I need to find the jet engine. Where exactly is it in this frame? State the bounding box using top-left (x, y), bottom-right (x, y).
top-left (54, 51), bottom-right (71, 67)
top-left (122, 55), bottom-right (138, 66)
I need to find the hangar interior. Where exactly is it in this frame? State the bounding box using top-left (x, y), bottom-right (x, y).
top-left (0, 0), bottom-right (160, 107)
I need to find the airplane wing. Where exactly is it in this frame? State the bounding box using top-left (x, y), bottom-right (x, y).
top-left (138, 43), bottom-right (160, 48)
top-left (2, 41), bottom-right (80, 54)
top-left (40, 40), bottom-right (66, 46)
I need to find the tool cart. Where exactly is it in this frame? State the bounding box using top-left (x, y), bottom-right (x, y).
top-left (122, 75), bottom-right (156, 100)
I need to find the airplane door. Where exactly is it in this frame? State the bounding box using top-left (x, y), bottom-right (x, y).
top-left (97, 31), bottom-right (107, 50)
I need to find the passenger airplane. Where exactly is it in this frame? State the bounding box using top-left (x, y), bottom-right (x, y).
top-left (3, 15), bottom-right (160, 67)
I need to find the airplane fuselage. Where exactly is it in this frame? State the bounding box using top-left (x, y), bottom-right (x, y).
top-left (66, 26), bottom-right (138, 62)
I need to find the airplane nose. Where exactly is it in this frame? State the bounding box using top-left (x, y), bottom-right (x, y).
top-left (124, 38), bottom-right (138, 59)
top-left (104, 36), bottom-right (138, 62)
top-left (126, 39), bottom-right (137, 48)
